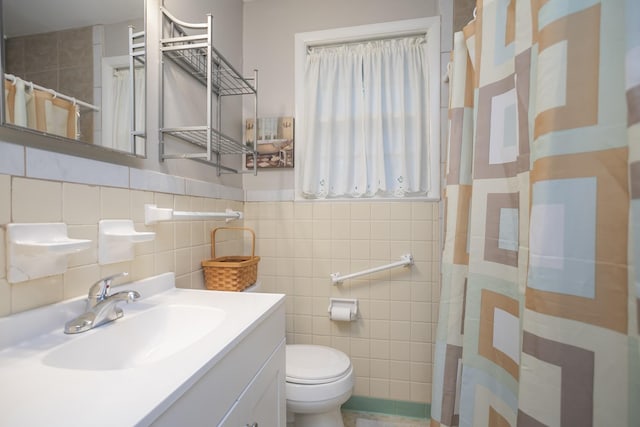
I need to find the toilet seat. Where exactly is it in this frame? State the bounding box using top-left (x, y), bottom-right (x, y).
top-left (285, 344), bottom-right (355, 424)
top-left (286, 345), bottom-right (351, 385)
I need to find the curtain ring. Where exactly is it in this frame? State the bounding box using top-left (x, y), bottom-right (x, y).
top-left (443, 61), bottom-right (451, 83)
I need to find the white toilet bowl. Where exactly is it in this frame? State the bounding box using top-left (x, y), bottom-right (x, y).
top-left (286, 344), bottom-right (354, 427)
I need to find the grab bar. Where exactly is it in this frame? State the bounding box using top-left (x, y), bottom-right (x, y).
top-left (144, 204), bottom-right (243, 225)
top-left (330, 254), bottom-right (413, 284)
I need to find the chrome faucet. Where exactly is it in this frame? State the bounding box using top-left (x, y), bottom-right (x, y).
top-left (64, 272), bottom-right (141, 334)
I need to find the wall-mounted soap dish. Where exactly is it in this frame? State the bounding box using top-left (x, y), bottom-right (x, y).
top-left (6, 223), bottom-right (92, 283)
top-left (98, 220), bottom-right (155, 265)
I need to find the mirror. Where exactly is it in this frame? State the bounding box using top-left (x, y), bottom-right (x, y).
top-left (1, 0), bottom-right (145, 156)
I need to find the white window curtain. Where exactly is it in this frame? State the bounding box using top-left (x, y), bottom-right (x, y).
top-left (301, 36), bottom-right (430, 198)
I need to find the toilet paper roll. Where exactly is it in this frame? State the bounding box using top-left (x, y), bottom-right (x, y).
top-left (330, 305), bottom-right (352, 321)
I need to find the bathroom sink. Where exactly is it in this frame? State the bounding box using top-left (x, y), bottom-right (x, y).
top-left (0, 272), bottom-right (286, 427)
top-left (43, 304), bottom-right (226, 370)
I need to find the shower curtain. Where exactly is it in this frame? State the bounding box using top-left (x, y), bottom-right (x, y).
top-left (110, 68), bottom-right (145, 153)
top-left (4, 76), bottom-right (78, 139)
top-left (431, 1), bottom-right (640, 426)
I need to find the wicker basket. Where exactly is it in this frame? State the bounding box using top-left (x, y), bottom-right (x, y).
top-left (202, 227), bottom-right (260, 291)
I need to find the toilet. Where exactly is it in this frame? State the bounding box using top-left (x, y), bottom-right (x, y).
top-left (285, 344), bottom-right (354, 427)
top-left (243, 283), bottom-right (354, 426)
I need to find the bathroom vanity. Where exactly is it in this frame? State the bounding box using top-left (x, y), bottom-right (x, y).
top-left (0, 273), bottom-right (286, 426)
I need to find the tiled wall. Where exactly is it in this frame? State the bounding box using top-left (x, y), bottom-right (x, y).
top-left (244, 201), bottom-right (440, 404)
top-left (0, 171), bottom-right (245, 317)
top-left (0, 167), bottom-right (441, 406)
top-left (5, 27), bottom-right (94, 142)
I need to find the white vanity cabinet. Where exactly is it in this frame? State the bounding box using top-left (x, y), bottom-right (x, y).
top-left (219, 340), bottom-right (285, 427)
top-left (150, 302), bottom-right (286, 427)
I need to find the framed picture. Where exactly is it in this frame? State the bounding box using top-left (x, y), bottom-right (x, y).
top-left (245, 116), bottom-right (294, 169)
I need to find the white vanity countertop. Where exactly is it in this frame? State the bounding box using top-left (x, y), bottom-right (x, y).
top-left (0, 273), bottom-right (285, 427)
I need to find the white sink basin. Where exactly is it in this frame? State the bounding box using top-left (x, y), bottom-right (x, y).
top-left (42, 304), bottom-right (226, 370)
top-left (0, 272), bottom-right (286, 427)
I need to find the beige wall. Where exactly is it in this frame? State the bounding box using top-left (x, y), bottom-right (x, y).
top-left (0, 174), bottom-right (245, 316)
top-left (244, 200), bottom-right (440, 403)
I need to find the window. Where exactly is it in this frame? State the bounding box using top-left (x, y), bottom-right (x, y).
top-left (294, 18), bottom-right (440, 200)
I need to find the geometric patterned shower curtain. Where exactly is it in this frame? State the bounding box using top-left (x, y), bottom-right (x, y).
top-left (431, 1), bottom-right (640, 426)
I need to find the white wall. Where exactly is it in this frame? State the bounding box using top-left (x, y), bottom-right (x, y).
top-left (241, 0), bottom-right (442, 194)
top-left (103, 19), bottom-right (145, 57)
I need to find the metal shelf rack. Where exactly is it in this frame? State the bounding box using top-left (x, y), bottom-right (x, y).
top-left (159, 7), bottom-right (258, 175)
top-left (129, 26), bottom-right (146, 152)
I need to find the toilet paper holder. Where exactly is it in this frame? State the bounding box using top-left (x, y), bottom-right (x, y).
top-left (328, 298), bottom-right (359, 321)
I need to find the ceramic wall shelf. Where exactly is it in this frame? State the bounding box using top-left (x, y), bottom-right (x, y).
top-left (6, 223), bottom-right (92, 283)
top-left (98, 220), bottom-right (155, 265)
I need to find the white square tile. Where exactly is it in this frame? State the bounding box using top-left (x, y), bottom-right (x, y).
top-left (11, 275), bottom-right (63, 313)
top-left (26, 148), bottom-right (129, 188)
top-left (100, 187), bottom-right (131, 219)
top-left (130, 168), bottom-right (184, 194)
top-left (0, 279), bottom-right (10, 316)
top-left (63, 183), bottom-right (100, 225)
top-left (0, 142), bottom-right (24, 176)
top-left (0, 175), bottom-right (10, 224)
top-left (12, 178), bottom-right (62, 222)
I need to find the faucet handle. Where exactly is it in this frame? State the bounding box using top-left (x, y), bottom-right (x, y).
top-left (88, 272), bottom-right (129, 303)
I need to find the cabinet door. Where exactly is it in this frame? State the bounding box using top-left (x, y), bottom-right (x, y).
top-left (220, 340), bottom-right (285, 427)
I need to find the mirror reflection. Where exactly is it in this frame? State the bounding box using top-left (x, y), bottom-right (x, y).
top-left (2, 0), bottom-right (145, 156)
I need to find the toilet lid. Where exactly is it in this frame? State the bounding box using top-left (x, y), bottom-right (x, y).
top-left (286, 345), bottom-right (351, 385)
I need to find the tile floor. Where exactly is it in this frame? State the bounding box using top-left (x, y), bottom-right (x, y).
top-left (342, 410), bottom-right (429, 427)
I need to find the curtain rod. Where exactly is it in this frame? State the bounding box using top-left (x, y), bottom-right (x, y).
top-left (4, 73), bottom-right (100, 112)
top-left (307, 32), bottom-right (426, 52)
